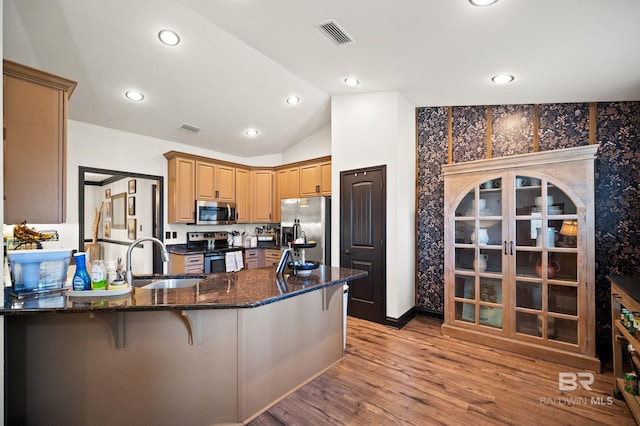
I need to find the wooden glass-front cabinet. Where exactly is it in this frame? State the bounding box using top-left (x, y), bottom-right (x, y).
top-left (441, 145), bottom-right (600, 370)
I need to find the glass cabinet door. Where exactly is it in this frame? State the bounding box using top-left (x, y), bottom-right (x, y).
top-left (512, 175), bottom-right (579, 344)
top-left (453, 178), bottom-right (503, 329)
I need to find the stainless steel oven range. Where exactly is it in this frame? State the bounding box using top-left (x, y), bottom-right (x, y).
top-left (186, 231), bottom-right (243, 273)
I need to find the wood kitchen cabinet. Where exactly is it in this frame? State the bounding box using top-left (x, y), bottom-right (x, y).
top-left (165, 151), bottom-right (330, 224)
top-left (3, 60), bottom-right (76, 224)
top-left (262, 249), bottom-right (281, 268)
top-left (252, 169), bottom-right (274, 223)
top-left (166, 156), bottom-right (196, 223)
top-left (244, 249), bottom-right (260, 270)
top-left (299, 161), bottom-right (331, 197)
top-left (441, 145), bottom-right (599, 370)
top-left (195, 161), bottom-right (235, 202)
top-left (168, 253), bottom-right (204, 274)
top-left (610, 276), bottom-right (640, 423)
top-left (275, 167), bottom-right (299, 223)
top-left (235, 167), bottom-right (251, 223)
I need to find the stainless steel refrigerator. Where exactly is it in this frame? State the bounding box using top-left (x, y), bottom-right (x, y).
top-left (280, 196), bottom-right (331, 265)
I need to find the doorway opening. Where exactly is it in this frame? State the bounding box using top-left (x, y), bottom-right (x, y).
top-left (78, 166), bottom-right (164, 274)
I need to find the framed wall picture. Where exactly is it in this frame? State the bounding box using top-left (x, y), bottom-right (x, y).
top-left (104, 221), bottom-right (111, 238)
top-left (111, 193), bottom-right (126, 229)
top-left (127, 218), bottom-right (137, 240)
top-left (105, 188), bottom-right (111, 198)
top-left (128, 179), bottom-right (136, 194)
top-left (128, 196), bottom-right (135, 216)
top-left (105, 201), bottom-right (111, 218)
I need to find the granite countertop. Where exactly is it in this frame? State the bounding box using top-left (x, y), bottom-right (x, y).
top-left (609, 275), bottom-right (640, 303)
top-left (1, 266), bottom-right (366, 315)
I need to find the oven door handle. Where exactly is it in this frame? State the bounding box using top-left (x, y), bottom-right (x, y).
top-left (207, 254), bottom-right (225, 261)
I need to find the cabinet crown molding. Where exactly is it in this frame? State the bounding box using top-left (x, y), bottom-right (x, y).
top-left (443, 144), bottom-right (599, 176)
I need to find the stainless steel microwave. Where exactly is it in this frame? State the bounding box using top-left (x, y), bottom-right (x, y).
top-left (195, 201), bottom-right (237, 225)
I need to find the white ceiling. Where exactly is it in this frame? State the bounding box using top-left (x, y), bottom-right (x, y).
top-left (4, 0), bottom-right (640, 157)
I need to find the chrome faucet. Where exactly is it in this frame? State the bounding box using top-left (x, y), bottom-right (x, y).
top-left (126, 237), bottom-right (171, 286)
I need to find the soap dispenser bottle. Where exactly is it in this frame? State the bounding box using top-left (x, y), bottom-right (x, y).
top-left (72, 252), bottom-right (92, 291)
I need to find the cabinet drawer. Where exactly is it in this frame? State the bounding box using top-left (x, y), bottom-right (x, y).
top-left (184, 254), bottom-right (204, 266)
top-left (245, 249), bottom-right (259, 259)
top-left (184, 265), bottom-right (204, 273)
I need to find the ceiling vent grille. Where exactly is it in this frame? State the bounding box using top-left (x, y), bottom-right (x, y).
top-left (179, 123), bottom-right (202, 134)
top-left (315, 20), bottom-right (355, 45)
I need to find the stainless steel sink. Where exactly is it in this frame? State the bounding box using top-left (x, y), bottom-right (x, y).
top-left (140, 278), bottom-right (202, 290)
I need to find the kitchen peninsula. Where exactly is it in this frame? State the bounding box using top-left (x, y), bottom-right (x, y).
top-left (2, 266), bottom-right (366, 425)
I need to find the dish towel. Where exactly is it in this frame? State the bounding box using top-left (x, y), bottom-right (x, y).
top-left (225, 251), bottom-right (244, 272)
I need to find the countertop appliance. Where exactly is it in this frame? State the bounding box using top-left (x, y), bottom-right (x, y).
top-left (256, 233), bottom-right (278, 248)
top-left (280, 196), bottom-right (330, 265)
top-left (195, 201), bottom-right (237, 225)
top-left (186, 231), bottom-right (242, 273)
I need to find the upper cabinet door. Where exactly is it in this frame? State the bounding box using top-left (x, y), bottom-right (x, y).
top-left (4, 60), bottom-right (76, 224)
top-left (195, 161), bottom-right (216, 200)
top-left (216, 165), bottom-right (236, 202)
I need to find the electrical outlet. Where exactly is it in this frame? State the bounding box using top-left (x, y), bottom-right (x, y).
top-left (172, 232), bottom-right (177, 239)
top-left (165, 231), bottom-right (171, 239)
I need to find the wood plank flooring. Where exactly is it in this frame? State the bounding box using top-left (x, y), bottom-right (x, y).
top-left (249, 315), bottom-right (636, 426)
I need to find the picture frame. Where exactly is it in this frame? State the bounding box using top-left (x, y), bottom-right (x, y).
top-left (111, 193), bottom-right (126, 229)
top-left (128, 179), bottom-right (136, 194)
top-left (105, 188), bottom-right (111, 198)
top-left (104, 221), bottom-right (111, 239)
top-left (127, 218), bottom-right (137, 240)
top-left (105, 201), bottom-right (111, 218)
top-left (128, 196), bottom-right (135, 216)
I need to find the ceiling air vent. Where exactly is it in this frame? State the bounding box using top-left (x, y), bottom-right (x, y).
top-left (179, 123), bottom-right (202, 134)
top-left (315, 20), bottom-right (355, 46)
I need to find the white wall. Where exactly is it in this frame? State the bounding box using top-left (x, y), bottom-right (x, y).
top-left (281, 124), bottom-right (331, 164)
top-left (331, 91), bottom-right (416, 320)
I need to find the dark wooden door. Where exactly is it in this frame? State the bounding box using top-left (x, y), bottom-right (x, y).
top-left (340, 166), bottom-right (386, 324)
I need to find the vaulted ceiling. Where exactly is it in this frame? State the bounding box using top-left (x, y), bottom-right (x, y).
top-left (4, 0), bottom-right (640, 157)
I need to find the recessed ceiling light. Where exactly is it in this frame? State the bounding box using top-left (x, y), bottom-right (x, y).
top-left (246, 129), bottom-right (259, 137)
top-left (158, 29), bottom-right (180, 46)
top-left (344, 77), bottom-right (360, 86)
top-left (469, 0), bottom-right (498, 6)
top-left (125, 90), bottom-right (144, 101)
top-left (491, 74), bottom-right (515, 84)
top-left (286, 96), bottom-right (300, 105)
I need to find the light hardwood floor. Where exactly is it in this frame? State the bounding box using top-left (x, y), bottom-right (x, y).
top-left (249, 315), bottom-right (635, 426)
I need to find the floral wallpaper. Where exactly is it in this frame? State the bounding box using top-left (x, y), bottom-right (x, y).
top-left (452, 106), bottom-right (487, 163)
top-left (416, 101), bottom-right (640, 360)
top-left (538, 103), bottom-right (590, 151)
top-left (491, 104), bottom-right (534, 157)
top-left (416, 107), bottom-right (448, 314)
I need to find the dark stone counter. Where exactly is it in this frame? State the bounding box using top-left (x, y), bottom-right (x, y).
top-left (1, 266), bottom-right (366, 315)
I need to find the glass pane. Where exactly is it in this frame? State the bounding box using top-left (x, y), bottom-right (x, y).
top-left (549, 317), bottom-right (578, 344)
top-left (558, 220), bottom-right (578, 248)
top-left (454, 276), bottom-right (474, 299)
top-left (480, 248), bottom-right (502, 273)
top-left (480, 178), bottom-right (500, 191)
top-left (456, 301), bottom-right (475, 323)
top-left (480, 306), bottom-right (502, 328)
top-left (533, 220), bottom-right (559, 248)
top-left (515, 219), bottom-right (536, 247)
top-left (456, 189), bottom-right (475, 217)
top-left (516, 281), bottom-right (541, 310)
top-left (549, 285), bottom-right (577, 315)
top-left (516, 311), bottom-right (541, 337)
top-left (478, 221), bottom-right (501, 245)
top-left (552, 253), bottom-right (577, 281)
top-left (515, 175), bottom-right (541, 216)
top-left (455, 220), bottom-right (472, 243)
top-left (455, 247), bottom-right (474, 271)
top-left (480, 278), bottom-right (502, 304)
top-left (549, 184), bottom-right (577, 215)
top-left (515, 251), bottom-right (539, 278)
top-left (534, 253), bottom-right (562, 280)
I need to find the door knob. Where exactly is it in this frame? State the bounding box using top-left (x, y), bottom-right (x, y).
top-left (344, 249), bottom-right (352, 254)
